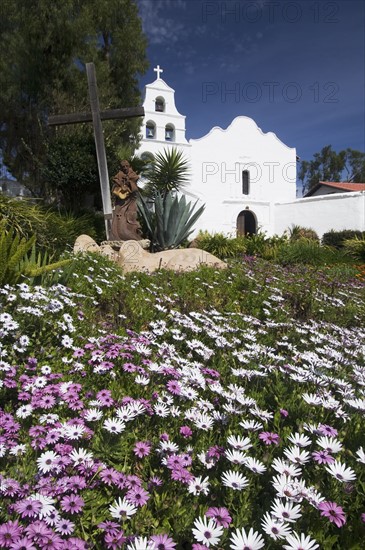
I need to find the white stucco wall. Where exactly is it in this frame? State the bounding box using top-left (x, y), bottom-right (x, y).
top-left (181, 116), bottom-right (295, 236)
top-left (274, 192), bottom-right (365, 237)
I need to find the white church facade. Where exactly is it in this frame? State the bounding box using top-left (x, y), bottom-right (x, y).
top-left (137, 66), bottom-right (365, 239)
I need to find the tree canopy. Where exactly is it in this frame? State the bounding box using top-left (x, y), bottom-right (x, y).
top-left (0, 0), bottom-right (148, 204)
top-left (299, 145), bottom-right (365, 194)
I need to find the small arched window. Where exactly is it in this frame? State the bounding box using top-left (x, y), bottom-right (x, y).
top-left (155, 96), bottom-right (165, 112)
top-left (146, 121), bottom-right (156, 139)
top-left (165, 124), bottom-right (175, 141)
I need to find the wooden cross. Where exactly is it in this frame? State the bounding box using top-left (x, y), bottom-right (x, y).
top-left (48, 62), bottom-right (144, 240)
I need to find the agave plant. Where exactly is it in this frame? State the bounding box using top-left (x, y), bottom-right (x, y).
top-left (138, 191), bottom-right (205, 252)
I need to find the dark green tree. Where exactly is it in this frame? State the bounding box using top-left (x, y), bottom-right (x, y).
top-left (343, 148), bottom-right (365, 183)
top-left (299, 146), bottom-right (365, 193)
top-left (0, 0), bottom-right (148, 201)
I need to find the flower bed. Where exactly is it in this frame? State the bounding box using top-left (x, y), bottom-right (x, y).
top-left (0, 256), bottom-right (364, 549)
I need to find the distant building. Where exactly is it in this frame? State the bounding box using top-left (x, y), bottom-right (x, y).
top-left (0, 167), bottom-right (31, 199)
top-left (138, 66), bottom-right (365, 238)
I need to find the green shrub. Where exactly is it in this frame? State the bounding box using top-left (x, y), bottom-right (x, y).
top-left (276, 238), bottom-right (339, 266)
top-left (193, 231), bottom-right (246, 259)
top-left (322, 229), bottom-right (364, 249)
top-left (0, 195), bottom-right (105, 257)
top-left (287, 224), bottom-right (319, 242)
top-left (343, 237), bottom-right (365, 261)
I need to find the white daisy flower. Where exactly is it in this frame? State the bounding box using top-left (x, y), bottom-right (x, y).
top-left (355, 446), bottom-right (365, 464)
top-left (284, 446), bottom-right (311, 465)
top-left (261, 512), bottom-right (292, 540)
top-left (109, 497), bottom-right (137, 520)
top-left (229, 527), bottom-right (265, 550)
top-left (188, 476), bottom-right (210, 496)
top-left (192, 517), bottom-right (223, 547)
top-left (270, 498), bottom-right (302, 523)
top-left (37, 450), bottom-right (60, 473)
top-left (225, 449), bottom-right (247, 465)
top-left (69, 448), bottom-right (94, 465)
top-left (126, 537), bottom-right (155, 550)
top-left (239, 419), bottom-right (263, 431)
top-left (84, 408), bottom-right (103, 422)
top-left (103, 418), bottom-right (126, 434)
top-left (288, 433), bottom-right (312, 448)
top-left (316, 436), bottom-right (343, 454)
top-left (283, 532), bottom-right (319, 550)
top-left (243, 456), bottom-right (267, 474)
top-left (271, 458), bottom-right (302, 478)
top-left (16, 404), bottom-right (33, 419)
top-left (221, 470), bottom-right (249, 490)
top-left (325, 460), bottom-right (356, 482)
top-left (227, 434), bottom-right (252, 450)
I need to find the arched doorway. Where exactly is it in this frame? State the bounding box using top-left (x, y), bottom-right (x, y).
top-left (236, 210), bottom-right (257, 236)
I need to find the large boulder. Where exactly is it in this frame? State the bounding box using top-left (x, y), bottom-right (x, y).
top-left (73, 235), bottom-right (227, 273)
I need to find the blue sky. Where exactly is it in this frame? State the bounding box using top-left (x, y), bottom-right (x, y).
top-left (136, 0), bottom-right (364, 165)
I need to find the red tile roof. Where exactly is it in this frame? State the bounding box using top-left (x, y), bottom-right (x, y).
top-left (319, 181), bottom-right (365, 191)
top-left (304, 181), bottom-right (365, 197)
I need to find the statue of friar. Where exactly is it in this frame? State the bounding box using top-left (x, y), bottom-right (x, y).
top-left (109, 160), bottom-right (143, 242)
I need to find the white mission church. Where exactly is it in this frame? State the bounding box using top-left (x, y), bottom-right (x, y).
top-left (137, 66), bottom-right (365, 239)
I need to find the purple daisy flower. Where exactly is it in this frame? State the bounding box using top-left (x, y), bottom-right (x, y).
top-left (60, 494), bottom-right (85, 514)
top-left (9, 537), bottom-right (37, 550)
top-left (14, 499), bottom-right (43, 518)
top-left (0, 520), bottom-right (23, 548)
top-left (166, 380), bottom-right (181, 395)
top-left (318, 501), bottom-right (346, 527)
top-left (150, 533), bottom-right (177, 549)
top-left (100, 468), bottom-right (120, 486)
top-left (259, 431), bottom-right (280, 445)
top-left (179, 426), bottom-right (193, 438)
top-left (126, 487), bottom-right (150, 507)
top-left (133, 441), bottom-right (151, 458)
top-left (205, 507), bottom-right (232, 528)
top-left (312, 450), bottom-right (335, 464)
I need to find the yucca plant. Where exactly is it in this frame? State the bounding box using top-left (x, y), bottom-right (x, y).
top-left (138, 191), bottom-right (205, 251)
top-left (141, 147), bottom-right (190, 200)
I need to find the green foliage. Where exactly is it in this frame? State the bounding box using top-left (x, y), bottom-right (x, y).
top-left (322, 229), bottom-right (365, 249)
top-left (138, 191), bottom-right (205, 251)
top-left (0, 0), bottom-right (148, 196)
top-left (18, 245), bottom-right (74, 286)
top-left (0, 219), bottom-right (74, 286)
top-left (243, 232), bottom-right (273, 257)
top-left (42, 132), bottom-right (100, 212)
top-left (193, 231), bottom-right (246, 260)
top-left (0, 194), bottom-right (105, 256)
top-left (0, 220), bottom-right (36, 286)
top-left (141, 147), bottom-right (190, 199)
top-left (343, 237), bottom-right (365, 262)
top-left (287, 224), bottom-right (319, 242)
top-left (276, 239), bottom-right (342, 266)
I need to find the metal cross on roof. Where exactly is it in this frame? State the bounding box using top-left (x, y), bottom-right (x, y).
top-left (154, 64), bottom-right (163, 79)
